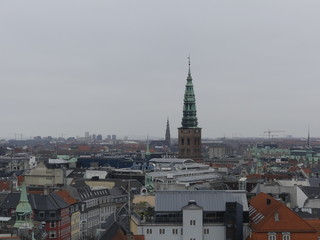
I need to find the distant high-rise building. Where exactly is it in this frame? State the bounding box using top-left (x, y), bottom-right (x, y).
top-left (112, 135), bottom-right (116, 141)
top-left (85, 132), bottom-right (90, 141)
top-left (96, 134), bottom-right (102, 141)
top-left (33, 136), bottom-right (41, 140)
top-left (178, 58), bottom-right (202, 161)
top-left (165, 118), bottom-right (171, 146)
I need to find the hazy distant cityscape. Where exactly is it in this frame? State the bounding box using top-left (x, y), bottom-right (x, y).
top-left (2, 1), bottom-right (320, 240)
top-left (1, 60), bottom-right (320, 240)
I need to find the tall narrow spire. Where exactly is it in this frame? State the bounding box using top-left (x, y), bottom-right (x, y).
top-left (188, 55), bottom-right (191, 77)
top-left (181, 56), bottom-right (198, 128)
top-left (146, 136), bottom-right (150, 157)
top-left (165, 118), bottom-right (171, 146)
top-left (307, 125), bottom-right (311, 149)
top-left (178, 58), bottom-right (202, 161)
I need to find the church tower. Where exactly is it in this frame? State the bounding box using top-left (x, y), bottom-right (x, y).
top-left (14, 182), bottom-right (33, 229)
top-left (178, 58), bottom-right (202, 161)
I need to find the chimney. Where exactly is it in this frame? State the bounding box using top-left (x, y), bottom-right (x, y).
top-left (43, 185), bottom-right (49, 195)
top-left (274, 212), bottom-right (279, 222)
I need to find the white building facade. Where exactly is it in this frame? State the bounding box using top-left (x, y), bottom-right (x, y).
top-left (131, 190), bottom-right (249, 240)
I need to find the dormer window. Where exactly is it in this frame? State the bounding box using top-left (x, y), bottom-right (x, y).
top-left (268, 233), bottom-right (276, 240)
top-left (282, 232), bottom-right (290, 240)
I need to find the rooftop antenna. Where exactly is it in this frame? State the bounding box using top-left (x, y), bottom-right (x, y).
top-left (307, 125), bottom-right (311, 149)
top-left (187, 54), bottom-right (191, 76)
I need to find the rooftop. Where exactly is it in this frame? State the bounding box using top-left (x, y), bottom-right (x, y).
top-left (155, 190), bottom-right (248, 212)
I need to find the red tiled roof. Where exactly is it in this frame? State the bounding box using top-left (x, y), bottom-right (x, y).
top-left (78, 145), bottom-right (90, 151)
top-left (249, 192), bottom-right (317, 232)
top-left (306, 220), bottom-right (320, 235)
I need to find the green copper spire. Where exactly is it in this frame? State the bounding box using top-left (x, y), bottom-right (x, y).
top-left (14, 182), bottom-right (33, 229)
top-left (181, 57), bottom-right (198, 128)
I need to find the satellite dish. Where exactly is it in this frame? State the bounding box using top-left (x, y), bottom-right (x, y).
top-left (140, 187), bottom-right (147, 195)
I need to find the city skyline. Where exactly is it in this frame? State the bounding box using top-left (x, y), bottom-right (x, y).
top-left (1, 1), bottom-right (320, 139)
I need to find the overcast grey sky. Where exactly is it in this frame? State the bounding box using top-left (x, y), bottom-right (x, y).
top-left (1, 0), bottom-right (320, 140)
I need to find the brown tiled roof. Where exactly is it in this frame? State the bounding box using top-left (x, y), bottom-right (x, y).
top-left (17, 175), bottom-right (24, 185)
top-left (109, 230), bottom-right (127, 240)
top-left (54, 190), bottom-right (77, 205)
top-left (249, 192), bottom-right (317, 232)
top-left (303, 168), bottom-right (312, 175)
top-left (246, 174), bottom-right (263, 179)
top-left (0, 180), bottom-right (12, 191)
top-left (288, 166), bottom-right (300, 172)
top-left (133, 236), bottom-right (145, 240)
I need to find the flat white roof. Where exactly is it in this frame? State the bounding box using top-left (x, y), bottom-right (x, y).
top-left (150, 158), bottom-right (194, 164)
top-left (0, 217), bottom-right (11, 222)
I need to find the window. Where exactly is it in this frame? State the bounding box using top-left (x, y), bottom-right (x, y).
top-left (50, 222), bottom-right (56, 228)
top-left (3, 210), bottom-right (8, 216)
top-left (39, 211), bottom-right (45, 218)
top-left (49, 231), bottom-right (56, 239)
top-left (159, 229), bottom-right (165, 234)
top-left (172, 229), bottom-right (178, 234)
top-left (282, 233), bottom-right (290, 240)
top-left (268, 233), bottom-right (276, 240)
top-left (49, 212), bottom-right (56, 218)
top-left (190, 220), bottom-right (196, 225)
top-left (146, 229), bottom-right (152, 234)
top-left (204, 229), bottom-right (209, 234)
